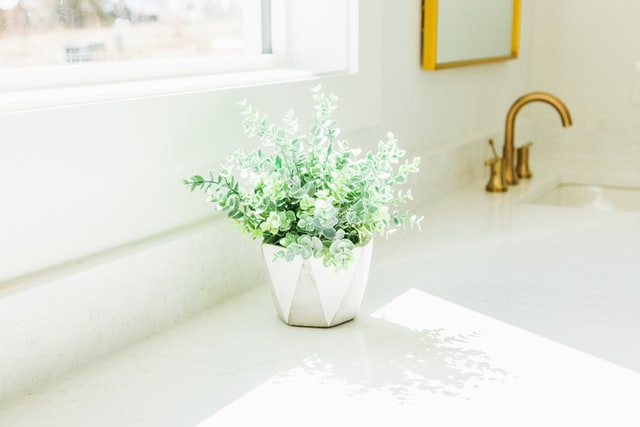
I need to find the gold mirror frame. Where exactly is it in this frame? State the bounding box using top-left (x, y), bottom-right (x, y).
top-left (421, 0), bottom-right (520, 71)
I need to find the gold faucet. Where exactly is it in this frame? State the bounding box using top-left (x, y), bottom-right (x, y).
top-left (502, 92), bottom-right (572, 185)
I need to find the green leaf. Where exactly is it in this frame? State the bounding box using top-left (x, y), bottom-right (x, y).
top-left (229, 209), bottom-right (243, 219)
top-left (320, 227), bottom-right (336, 239)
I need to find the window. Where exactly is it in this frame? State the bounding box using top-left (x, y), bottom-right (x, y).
top-left (0, 0), bottom-right (354, 112)
top-left (0, 0), bottom-right (268, 68)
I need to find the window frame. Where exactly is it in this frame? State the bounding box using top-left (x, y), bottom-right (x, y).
top-left (0, 0), bottom-right (274, 87)
top-left (0, 0), bottom-right (361, 114)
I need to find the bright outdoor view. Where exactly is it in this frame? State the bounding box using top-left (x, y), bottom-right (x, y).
top-left (0, 0), bottom-right (259, 68)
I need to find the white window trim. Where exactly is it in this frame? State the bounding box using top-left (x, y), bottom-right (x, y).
top-left (0, 68), bottom-right (315, 114)
top-left (0, 54), bottom-right (284, 92)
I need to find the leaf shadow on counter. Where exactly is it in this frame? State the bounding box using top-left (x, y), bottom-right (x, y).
top-left (272, 289), bottom-right (512, 404)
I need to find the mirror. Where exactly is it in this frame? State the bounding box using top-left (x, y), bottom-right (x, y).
top-left (421, 0), bottom-right (520, 70)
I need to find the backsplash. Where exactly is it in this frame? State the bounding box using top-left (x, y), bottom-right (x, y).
top-left (409, 136), bottom-right (492, 208)
top-left (532, 119), bottom-right (640, 160)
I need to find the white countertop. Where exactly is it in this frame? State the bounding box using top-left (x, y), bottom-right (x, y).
top-left (1, 155), bottom-right (640, 426)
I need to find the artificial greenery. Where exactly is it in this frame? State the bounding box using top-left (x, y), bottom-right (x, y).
top-left (184, 85), bottom-right (422, 268)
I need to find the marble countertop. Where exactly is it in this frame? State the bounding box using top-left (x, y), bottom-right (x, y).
top-left (1, 154), bottom-right (640, 426)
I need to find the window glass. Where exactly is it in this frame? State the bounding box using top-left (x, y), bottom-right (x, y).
top-left (0, 0), bottom-right (264, 68)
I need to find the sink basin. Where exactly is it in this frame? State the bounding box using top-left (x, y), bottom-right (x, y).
top-left (528, 182), bottom-right (640, 212)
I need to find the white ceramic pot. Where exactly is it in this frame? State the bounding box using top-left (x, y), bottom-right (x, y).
top-left (262, 241), bottom-right (374, 328)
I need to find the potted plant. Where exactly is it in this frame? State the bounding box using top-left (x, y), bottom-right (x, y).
top-left (184, 85), bottom-right (422, 327)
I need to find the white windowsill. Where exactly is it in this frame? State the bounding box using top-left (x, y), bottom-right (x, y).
top-left (0, 68), bottom-right (317, 115)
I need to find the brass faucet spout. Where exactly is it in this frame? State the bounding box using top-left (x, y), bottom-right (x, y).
top-left (503, 92), bottom-right (572, 185)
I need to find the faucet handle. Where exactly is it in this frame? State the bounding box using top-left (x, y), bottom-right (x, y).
top-left (516, 142), bottom-right (533, 179)
top-left (485, 157), bottom-right (508, 192)
top-left (488, 138), bottom-right (499, 159)
top-left (485, 139), bottom-right (507, 192)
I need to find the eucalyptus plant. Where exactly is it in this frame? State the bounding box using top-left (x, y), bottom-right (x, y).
top-left (184, 85), bottom-right (422, 268)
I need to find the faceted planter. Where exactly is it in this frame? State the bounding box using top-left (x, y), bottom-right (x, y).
top-left (262, 241), bottom-right (374, 328)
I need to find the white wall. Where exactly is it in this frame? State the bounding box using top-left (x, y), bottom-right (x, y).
top-left (375, 0), bottom-right (532, 153)
top-left (532, 0), bottom-right (640, 122)
top-left (529, 0), bottom-right (640, 159)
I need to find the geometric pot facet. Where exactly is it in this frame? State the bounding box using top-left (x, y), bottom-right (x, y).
top-left (261, 241), bottom-right (374, 328)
